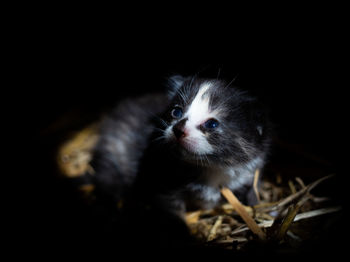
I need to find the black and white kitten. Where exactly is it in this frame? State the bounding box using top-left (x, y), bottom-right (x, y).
top-left (90, 75), bottom-right (271, 213)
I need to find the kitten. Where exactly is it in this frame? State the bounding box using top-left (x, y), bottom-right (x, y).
top-left (90, 75), bottom-right (271, 213)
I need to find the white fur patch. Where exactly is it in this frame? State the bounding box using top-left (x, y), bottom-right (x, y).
top-left (185, 82), bottom-right (212, 125)
top-left (164, 125), bottom-right (173, 139)
top-left (187, 183), bottom-right (221, 203)
top-left (182, 83), bottom-right (214, 154)
top-left (226, 157), bottom-right (263, 190)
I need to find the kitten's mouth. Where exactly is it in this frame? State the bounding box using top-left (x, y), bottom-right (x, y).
top-left (175, 136), bottom-right (191, 149)
top-left (177, 138), bottom-right (202, 156)
top-left (177, 140), bottom-right (212, 166)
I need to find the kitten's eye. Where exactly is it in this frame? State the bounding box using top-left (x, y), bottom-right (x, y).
top-left (203, 118), bottom-right (219, 129)
top-left (171, 107), bottom-right (183, 119)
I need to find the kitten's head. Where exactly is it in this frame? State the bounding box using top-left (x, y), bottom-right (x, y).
top-left (159, 75), bottom-right (270, 167)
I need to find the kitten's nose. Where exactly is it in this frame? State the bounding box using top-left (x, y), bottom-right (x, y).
top-left (173, 119), bottom-right (187, 139)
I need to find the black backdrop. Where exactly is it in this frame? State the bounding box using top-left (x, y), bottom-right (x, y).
top-left (16, 18), bottom-right (344, 257)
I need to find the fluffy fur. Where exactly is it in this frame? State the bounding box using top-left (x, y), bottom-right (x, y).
top-left (90, 75), bottom-right (272, 212)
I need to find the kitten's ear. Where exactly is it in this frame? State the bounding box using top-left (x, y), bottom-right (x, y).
top-left (167, 75), bottom-right (185, 99)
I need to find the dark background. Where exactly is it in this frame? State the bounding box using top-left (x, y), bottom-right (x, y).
top-left (12, 11), bottom-right (345, 257)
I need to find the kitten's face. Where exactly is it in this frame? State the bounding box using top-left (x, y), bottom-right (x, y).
top-left (160, 76), bottom-right (264, 166)
top-left (163, 81), bottom-right (216, 156)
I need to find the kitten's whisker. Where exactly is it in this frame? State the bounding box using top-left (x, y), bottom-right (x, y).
top-left (150, 113), bottom-right (169, 128)
top-left (190, 74), bottom-right (197, 87)
top-left (151, 135), bottom-right (166, 143)
top-left (153, 127), bottom-right (166, 132)
top-left (224, 73), bottom-right (239, 88)
top-left (216, 67), bottom-right (221, 80)
top-left (199, 155), bottom-right (204, 166)
top-left (159, 119), bottom-right (169, 128)
top-left (177, 89), bottom-right (187, 103)
top-left (204, 154), bottom-right (210, 166)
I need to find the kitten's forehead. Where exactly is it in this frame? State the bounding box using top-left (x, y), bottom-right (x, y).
top-left (184, 82), bottom-right (217, 125)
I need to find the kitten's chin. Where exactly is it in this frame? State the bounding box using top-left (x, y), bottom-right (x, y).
top-left (165, 136), bottom-right (211, 166)
top-left (179, 139), bottom-right (198, 154)
top-left (176, 145), bottom-right (212, 167)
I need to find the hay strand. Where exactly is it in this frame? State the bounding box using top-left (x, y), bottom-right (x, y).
top-left (220, 187), bottom-right (266, 240)
top-left (253, 169), bottom-right (261, 203)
